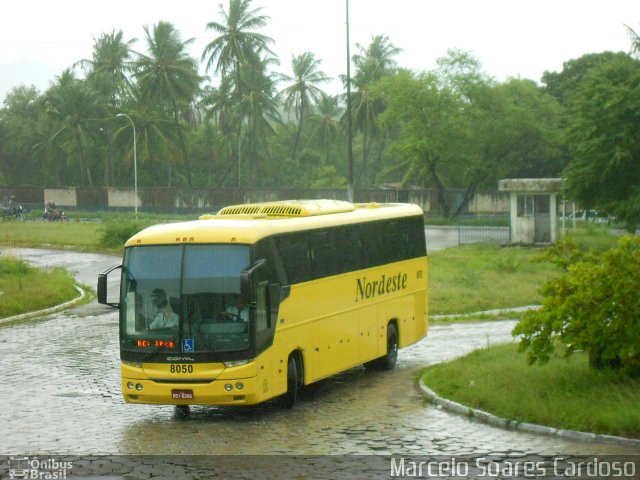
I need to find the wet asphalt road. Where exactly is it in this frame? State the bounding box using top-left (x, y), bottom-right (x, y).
top-left (0, 247), bottom-right (636, 459)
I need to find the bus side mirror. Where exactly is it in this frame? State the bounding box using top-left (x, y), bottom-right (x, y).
top-left (240, 259), bottom-right (266, 303)
top-left (97, 274), bottom-right (108, 304)
top-left (97, 264), bottom-right (122, 308)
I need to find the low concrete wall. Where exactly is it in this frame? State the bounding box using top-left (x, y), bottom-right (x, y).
top-left (2, 186), bottom-right (511, 216)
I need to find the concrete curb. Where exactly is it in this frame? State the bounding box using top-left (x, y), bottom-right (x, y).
top-left (419, 378), bottom-right (640, 448)
top-left (431, 305), bottom-right (541, 321)
top-left (0, 284), bottom-right (86, 325)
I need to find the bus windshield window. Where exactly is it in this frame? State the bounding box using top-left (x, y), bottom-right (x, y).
top-left (122, 246), bottom-right (182, 339)
top-left (121, 245), bottom-right (252, 354)
top-left (182, 245), bottom-right (251, 353)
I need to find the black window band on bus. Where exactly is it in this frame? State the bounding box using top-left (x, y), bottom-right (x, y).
top-left (272, 215), bottom-right (426, 286)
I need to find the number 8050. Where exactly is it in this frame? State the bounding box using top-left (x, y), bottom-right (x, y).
top-left (170, 364), bottom-right (193, 374)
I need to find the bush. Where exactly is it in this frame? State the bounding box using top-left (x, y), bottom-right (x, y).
top-left (98, 218), bottom-right (146, 249)
top-left (513, 236), bottom-right (640, 373)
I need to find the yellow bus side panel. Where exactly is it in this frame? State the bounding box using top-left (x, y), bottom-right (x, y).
top-left (271, 256), bottom-right (428, 385)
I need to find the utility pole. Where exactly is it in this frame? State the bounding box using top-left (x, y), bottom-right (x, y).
top-left (346, 0), bottom-right (355, 203)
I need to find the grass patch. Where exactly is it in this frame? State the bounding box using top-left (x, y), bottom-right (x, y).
top-left (420, 343), bottom-right (640, 438)
top-left (429, 244), bottom-right (558, 315)
top-left (0, 221), bottom-right (104, 251)
top-left (0, 257), bottom-right (79, 318)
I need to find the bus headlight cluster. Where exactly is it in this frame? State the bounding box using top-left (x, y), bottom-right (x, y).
top-left (126, 382), bottom-right (143, 391)
top-left (224, 382), bottom-right (245, 392)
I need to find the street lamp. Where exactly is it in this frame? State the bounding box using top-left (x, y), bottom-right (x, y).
top-left (116, 113), bottom-right (138, 218)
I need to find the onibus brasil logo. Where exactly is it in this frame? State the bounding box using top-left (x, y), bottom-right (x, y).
top-left (8, 457), bottom-right (72, 479)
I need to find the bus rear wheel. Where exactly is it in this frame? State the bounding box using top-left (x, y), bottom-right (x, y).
top-left (364, 323), bottom-right (398, 371)
top-left (280, 354), bottom-right (300, 409)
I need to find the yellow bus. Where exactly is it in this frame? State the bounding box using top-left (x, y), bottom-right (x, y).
top-left (98, 199), bottom-right (428, 411)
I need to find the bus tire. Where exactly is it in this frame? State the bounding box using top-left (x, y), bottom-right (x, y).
top-left (175, 405), bottom-right (191, 418)
top-left (364, 323), bottom-right (398, 371)
top-left (281, 354), bottom-right (300, 409)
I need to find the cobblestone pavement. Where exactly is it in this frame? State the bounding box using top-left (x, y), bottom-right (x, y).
top-left (0, 248), bottom-right (637, 478)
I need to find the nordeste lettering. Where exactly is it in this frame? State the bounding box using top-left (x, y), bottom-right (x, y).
top-left (355, 272), bottom-right (408, 302)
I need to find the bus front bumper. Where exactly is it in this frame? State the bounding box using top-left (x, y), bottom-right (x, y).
top-left (121, 376), bottom-right (262, 406)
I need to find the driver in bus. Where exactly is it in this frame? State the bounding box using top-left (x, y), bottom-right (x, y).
top-left (149, 288), bottom-right (179, 330)
top-left (221, 295), bottom-right (249, 322)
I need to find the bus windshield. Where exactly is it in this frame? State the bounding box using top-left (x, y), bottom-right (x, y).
top-left (120, 244), bottom-right (251, 355)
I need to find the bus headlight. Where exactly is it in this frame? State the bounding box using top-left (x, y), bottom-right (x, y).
top-left (135, 383), bottom-right (143, 391)
top-left (223, 359), bottom-right (253, 368)
top-left (127, 382), bottom-right (134, 389)
top-left (224, 384), bottom-right (233, 392)
top-left (235, 382), bottom-right (244, 390)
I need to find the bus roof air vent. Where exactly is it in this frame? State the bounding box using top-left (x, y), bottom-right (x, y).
top-left (216, 200), bottom-right (356, 218)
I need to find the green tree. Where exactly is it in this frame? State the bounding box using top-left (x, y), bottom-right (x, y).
top-left (281, 52), bottom-right (330, 161)
top-left (237, 57), bottom-right (281, 186)
top-left (307, 94), bottom-right (343, 166)
top-left (114, 91), bottom-right (178, 187)
top-left (75, 30), bottom-right (135, 104)
top-left (349, 35), bottom-right (402, 187)
top-left (0, 86), bottom-right (43, 186)
top-left (513, 237), bottom-right (640, 372)
top-left (134, 21), bottom-right (201, 187)
top-left (563, 54), bottom-right (640, 230)
top-left (201, 0), bottom-right (274, 187)
top-left (75, 30), bottom-right (135, 186)
top-left (200, 79), bottom-right (238, 186)
top-left (40, 70), bottom-right (104, 186)
top-left (542, 51), bottom-right (629, 105)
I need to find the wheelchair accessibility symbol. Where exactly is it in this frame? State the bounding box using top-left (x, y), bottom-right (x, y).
top-left (182, 339), bottom-right (194, 352)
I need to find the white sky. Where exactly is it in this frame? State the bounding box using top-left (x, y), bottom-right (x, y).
top-left (0, 0), bottom-right (638, 103)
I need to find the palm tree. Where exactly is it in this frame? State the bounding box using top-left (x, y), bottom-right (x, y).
top-left (237, 57), bottom-right (282, 185)
top-left (352, 35), bottom-right (402, 82)
top-left (627, 24), bottom-right (640, 57)
top-left (75, 30), bottom-right (135, 103)
top-left (134, 21), bottom-right (201, 186)
top-left (75, 30), bottom-right (135, 186)
top-left (281, 52), bottom-right (330, 161)
top-left (308, 94), bottom-right (342, 165)
top-left (200, 79), bottom-right (238, 186)
top-left (114, 94), bottom-right (178, 187)
top-left (201, 0), bottom-right (274, 187)
top-left (349, 35), bottom-right (402, 186)
top-left (41, 70), bottom-right (104, 186)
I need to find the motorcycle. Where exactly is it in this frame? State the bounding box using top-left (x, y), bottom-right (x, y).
top-left (43, 202), bottom-right (67, 221)
top-left (1, 203), bottom-right (27, 221)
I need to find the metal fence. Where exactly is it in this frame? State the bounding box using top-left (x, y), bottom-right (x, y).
top-left (456, 216), bottom-right (511, 246)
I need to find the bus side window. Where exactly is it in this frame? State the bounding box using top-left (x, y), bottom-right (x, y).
top-left (361, 223), bottom-right (386, 268)
top-left (335, 226), bottom-right (361, 273)
top-left (275, 233), bottom-right (311, 284)
top-left (256, 282), bottom-right (269, 330)
top-left (309, 229), bottom-right (336, 278)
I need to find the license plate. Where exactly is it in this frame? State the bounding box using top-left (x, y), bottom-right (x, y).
top-left (171, 389), bottom-right (194, 400)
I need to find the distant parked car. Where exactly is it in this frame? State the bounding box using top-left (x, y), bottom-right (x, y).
top-left (565, 210), bottom-right (608, 223)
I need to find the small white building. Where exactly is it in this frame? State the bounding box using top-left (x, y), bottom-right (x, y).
top-left (498, 178), bottom-right (565, 244)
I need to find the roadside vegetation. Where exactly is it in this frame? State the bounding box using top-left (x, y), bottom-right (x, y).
top-left (0, 211), bottom-right (189, 252)
top-left (423, 227), bottom-right (639, 439)
top-left (0, 256), bottom-right (78, 319)
top-left (428, 244), bottom-right (558, 317)
top-left (420, 343), bottom-right (640, 438)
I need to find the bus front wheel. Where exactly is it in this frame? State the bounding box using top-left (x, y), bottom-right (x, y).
top-left (281, 354), bottom-right (300, 409)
